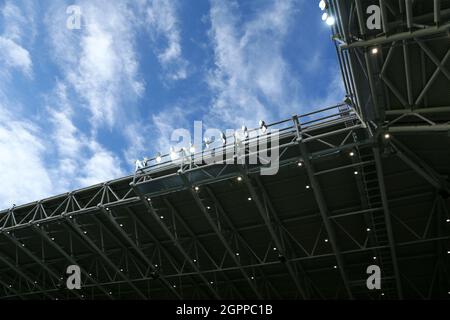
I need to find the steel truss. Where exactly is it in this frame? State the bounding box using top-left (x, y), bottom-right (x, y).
top-left (1, 1), bottom-right (449, 300)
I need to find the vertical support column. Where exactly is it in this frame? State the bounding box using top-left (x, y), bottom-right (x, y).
top-left (372, 147), bottom-right (404, 299)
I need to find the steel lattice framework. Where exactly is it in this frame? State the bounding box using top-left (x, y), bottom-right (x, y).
top-left (0, 0), bottom-right (449, 299)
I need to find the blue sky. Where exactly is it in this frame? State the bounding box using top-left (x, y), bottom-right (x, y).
top-left (0, 0), bottom-right (344, 209)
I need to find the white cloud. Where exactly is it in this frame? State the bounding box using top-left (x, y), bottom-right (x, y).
top-left (145, 0), bottom-right (188, 80)
top-left (0, 37), bottom-right (32, 75)
top-left (46, 0), bottom-right (144, 130)
top-left (0, 1), bottom-right (34, 76)
top-left (0, 105), bottom-right (53, 209)
top-left (206, 0), bottom-right (301, 128)
top-left (46, 83), bottom-right (126, 191)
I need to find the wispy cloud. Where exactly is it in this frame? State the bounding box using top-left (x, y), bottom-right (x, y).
top-left (46, 0), bottom-right (144, 130)
top-left (0, 102), bottom-right (53, 209)
top-left (206, 0), bottom-right (301, 128)
top-left (0, 37), bottom-right (32, 75)
top-left (144, 0), bottom-right (188, 80)
top-left (46, 83), bottom-right (126, 191)
top-left (0, 1), bottom-right (34, 76)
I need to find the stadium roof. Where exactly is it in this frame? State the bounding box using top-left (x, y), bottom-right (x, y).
top-left (0, 0), bottom-right (449, 299)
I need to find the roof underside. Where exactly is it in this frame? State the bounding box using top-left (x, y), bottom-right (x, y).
top-left (0, 0), bottom-right (449, 299)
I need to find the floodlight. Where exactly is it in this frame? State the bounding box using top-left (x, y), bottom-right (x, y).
top-left (242, 125), bottom-right (248, 138)
top-left (259, 120), bottom-right (267, 133)
top-left (155, 152), bottom-right (162, 163)
top-left (322, 12), bottom-right (328, 21)
top-left (319, 0), bottom-right (327, 11)
top-left (170, 147), bottom-right (177, 160)
top-left (326, 15), bottom-right (335, 26)
top-left (204, 137), bottom-right (213, 149)
top-left (221, 132), bottom-right (227, 145)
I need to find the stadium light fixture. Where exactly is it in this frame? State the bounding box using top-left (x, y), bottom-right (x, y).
top-left (155, 152), bottom-right (162, 163)
top-left (237, 176), bottom-right (243, 182)
top-left (221, 132), bottom-right (227, 145)
top-left (189, 144), bottom-right (196, 154)
top-left (326, 15), bottom-right (336, 26)
top-left (242, 125), bottom-right (248, 138)
top-left (248, 197), bottom-right (252, 201)
top-left (384, 133), bottom-right (391, 139)
top-left (170, 147), bottom-right (177, 160)
top-left (371, 47), bottom-right (379, 55)
top-left (204, 137), bottom-right (213, 149)
top-left (354, 171), bottom-right (359, 175)
top-left (349, 151), bottom-right (355, 157)
top-left (322, 12), bottom-right (328, 21)
top-left (259, 120), bottom-right (267, 133)
top-left (319, 0), bottom-right (327, 11)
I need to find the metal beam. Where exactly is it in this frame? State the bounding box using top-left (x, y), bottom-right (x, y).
top-left (341, 23), bottom-right (450, 49)
top-left (237, 168), bottom-right (309, 299)
top-left (123, 206), bottom-right (223, 299)
top-left (179, 174), bottom-right (264, 299)
top-left (390, 138), bottom-right (449, 193)
top-left (0, 253), bottom-right (53, 299)
top-left (2, 232), bottom-right (82, 299)
top-left (100, 207), bottom-right (182, 299)
top-left (297, 140), bottom-right (354, 299)
top-left (63, 217), bottom-right (147, 299)
top-left (162, 198), bottom-right (247, 299)
top-left (31, 224), bottom-right (113, 299)
top-left (372, 147), bottom-right (404, 299)
top-left (132, 187), bottom-right (222, 299)
top-left (0, 277), bottom-right (24, 299)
